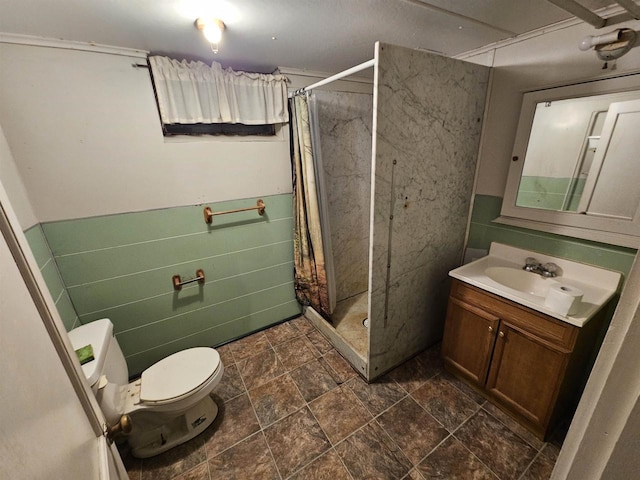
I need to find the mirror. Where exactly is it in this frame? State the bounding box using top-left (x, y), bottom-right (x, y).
top-left (516, 90), bottom-right (640, 213)
top-left (500, 74), bottom-right (640, 248)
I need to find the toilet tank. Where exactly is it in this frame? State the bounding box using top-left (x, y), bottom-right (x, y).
top-left (68, 318), bottom-right (129, 387)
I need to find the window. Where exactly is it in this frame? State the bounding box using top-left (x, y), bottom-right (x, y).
top-left (148, 56), bottom-right (288, 137)
top-left (162, 122), bottom-right (275, 136)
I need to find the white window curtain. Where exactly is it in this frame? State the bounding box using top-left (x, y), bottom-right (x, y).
top-left (149, 56), bottom-right (289, 125)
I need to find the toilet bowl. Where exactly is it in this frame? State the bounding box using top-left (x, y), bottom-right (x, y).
top-left (68, 318), bottom-right (224, 458)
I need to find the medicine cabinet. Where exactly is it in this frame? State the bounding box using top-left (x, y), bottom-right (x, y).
top-left (498, 74), bottom-right (640, 248)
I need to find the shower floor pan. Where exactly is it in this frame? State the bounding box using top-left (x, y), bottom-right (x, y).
top-left (304, 291), bottom-right (369, 378)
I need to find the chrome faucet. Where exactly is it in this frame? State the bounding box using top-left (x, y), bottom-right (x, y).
top-left (523, 257), bottom-right (559, 278)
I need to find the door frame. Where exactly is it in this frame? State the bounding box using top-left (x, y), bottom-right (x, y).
top-left (0, 183), bottom-right (127, 478)
top-left (552, 250), bottom-right (640, 478)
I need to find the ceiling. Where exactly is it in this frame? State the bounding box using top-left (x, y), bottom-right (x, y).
top-left (0, 0), bottom-right (615, 73)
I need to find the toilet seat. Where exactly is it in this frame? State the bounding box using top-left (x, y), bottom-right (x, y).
top-left (140, 347), bottom-right (220, 405)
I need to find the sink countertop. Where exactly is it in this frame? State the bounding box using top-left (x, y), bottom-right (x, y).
top-left (449, 243), bottom-right (622, 327)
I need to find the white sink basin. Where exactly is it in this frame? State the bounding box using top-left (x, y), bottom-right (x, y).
top-left (485, 266), bottom-right (554, 297)
top-left (449, 243), bottom-right (622, 327)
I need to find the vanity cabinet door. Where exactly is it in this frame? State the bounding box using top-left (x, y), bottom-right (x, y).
top-left (485, 322), bottom-right (569, 433)
top-left (442, 297), bottom-right (500, 386)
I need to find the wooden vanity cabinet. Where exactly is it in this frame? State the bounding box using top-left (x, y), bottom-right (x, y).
top-left (442, 279), bottom-right (606, 440)
top-left (442, 297), bottom-right (499, 386)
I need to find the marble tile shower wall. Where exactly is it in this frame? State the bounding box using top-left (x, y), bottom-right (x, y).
top-left (368, 43), bottom-right (489, 378)
top-left (24, 224), bottom-right (80, 331)
top-left (315, 90), bottom-right (373, 302)
top-left (41, 194), bottom-right (301, 376)
top-left (315, 88), bottom-right (373, 301)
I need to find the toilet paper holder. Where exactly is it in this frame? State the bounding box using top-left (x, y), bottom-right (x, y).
top-left (172, 269), bottom-right (205, 291)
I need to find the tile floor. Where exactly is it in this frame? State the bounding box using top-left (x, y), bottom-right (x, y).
top-left (120, 316), bottom-right (562, 480)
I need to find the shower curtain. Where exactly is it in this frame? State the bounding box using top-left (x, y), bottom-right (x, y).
top-left (290, 94), bottom-right (331, 319)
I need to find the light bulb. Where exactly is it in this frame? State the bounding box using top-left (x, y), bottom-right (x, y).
top-left (578, 30), bottom-right (622, 51)
top-left (195, 18), bottom-right (226, 47)
top-left (579, 35), bottom-right (594, 51)
top-left (203, 24), bottom-right (222, 44)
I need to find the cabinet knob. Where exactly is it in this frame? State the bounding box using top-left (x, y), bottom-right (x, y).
top-left (499, 331), bottom-right (505, 338)
top-left (488, 326), bottom-right (494, 333)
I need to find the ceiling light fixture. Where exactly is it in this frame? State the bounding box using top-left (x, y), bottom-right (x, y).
top-left (195, 17), bottom-right (226, 54)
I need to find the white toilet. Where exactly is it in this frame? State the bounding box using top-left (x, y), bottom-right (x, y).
top-left (68, 318), bottom-right (224, 458)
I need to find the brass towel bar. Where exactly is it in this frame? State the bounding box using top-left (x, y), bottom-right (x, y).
top-left (203, 199), bottom-right (266, 224)
top-left (172, 269), bottom-right (205, 291)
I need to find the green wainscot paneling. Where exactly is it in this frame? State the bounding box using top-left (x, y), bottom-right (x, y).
top-left (24, 223), bottom-right (53, 266)
top-left (468, 194), bottom-right (637, 280)
top-left (125, 298), bottom-right (300, 376)
top-left (118, 282), bottom-right (298, 363)
top-left (42, 194), bottom-right (294, 255)
top-left (84, 262), bottom-right (296, 342)
top-left (53, 217), bottom-right (294, 286)
top-left (24, 224), bottom-right (79, 331)
top-left (42, 193), bottom-right (301, 374)
top-left (56, 291), bottom-right (81, 331)
top-left (68, 239), bottom-right (294, 315)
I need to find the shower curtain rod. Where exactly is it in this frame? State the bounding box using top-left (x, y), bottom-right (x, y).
top-left (292, 58), bottom-right (375, 96)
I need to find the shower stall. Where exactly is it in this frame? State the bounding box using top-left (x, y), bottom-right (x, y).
top-left (313, 88), bottom-right (373, 356)
top-left (298, 42), bottom-right (490, 381)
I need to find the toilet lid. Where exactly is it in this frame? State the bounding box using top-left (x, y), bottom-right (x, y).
top-left (140, 347), bottom-right (220, 403)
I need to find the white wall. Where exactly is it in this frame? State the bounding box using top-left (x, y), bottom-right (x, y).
top-left (461, 17), bottom-right (640, 198)
top-left (282, 67), bottom-right (374, 95)
top-left (0, 124), bottom-right (37, 228)
top-left (0, 41), bottom-right (293, 222)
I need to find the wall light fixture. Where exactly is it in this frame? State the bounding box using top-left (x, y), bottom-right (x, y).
top-left (579, 28), bottom-right (637, 62)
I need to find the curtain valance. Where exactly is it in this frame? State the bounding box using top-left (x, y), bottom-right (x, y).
top-left (149, 56), bottom-right (289, 125)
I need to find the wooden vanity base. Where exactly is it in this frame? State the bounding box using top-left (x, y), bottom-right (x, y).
top-left (442, 279), bottom-right (610, 440)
